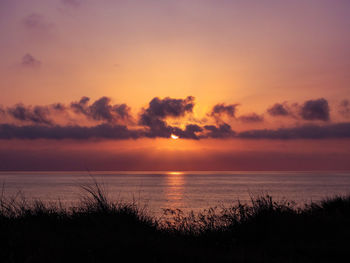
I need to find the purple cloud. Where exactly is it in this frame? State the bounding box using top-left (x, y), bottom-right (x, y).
top-left (210, 103), bottom-right (239, 118)
top-left (267, 103), bottom-right (290, 117)
top-left (7, 104), bottom-right (52, 125)
top-left (300, 98), bottom-right (330, 121)
top-left (22, 13), bottom-right (53, 31)
top-left (238, 113), bottom-right (264, 123)
top-left (21, 54), bottom-right (41, 68)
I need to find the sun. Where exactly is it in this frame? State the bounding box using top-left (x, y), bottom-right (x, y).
top-left (171, 134), bottom-right (179, 140)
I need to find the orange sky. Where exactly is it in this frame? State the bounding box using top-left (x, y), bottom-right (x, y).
top-left (0, 0), bottom-right (350, 170)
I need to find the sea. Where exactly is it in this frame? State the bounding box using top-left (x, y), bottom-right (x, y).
top-left (1, 171), bottom-right (350, 216)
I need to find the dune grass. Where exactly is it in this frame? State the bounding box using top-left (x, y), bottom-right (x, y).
top-left (0, 183), bottom-right (350, 262)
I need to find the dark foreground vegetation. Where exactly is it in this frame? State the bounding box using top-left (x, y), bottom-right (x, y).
top-left (1, 184), bottom-right (350, 262)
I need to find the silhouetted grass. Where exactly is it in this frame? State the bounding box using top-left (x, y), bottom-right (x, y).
top-left (0, 183), bottom-right (350, 262)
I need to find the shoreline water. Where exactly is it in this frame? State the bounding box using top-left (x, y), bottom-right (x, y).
top-left (1, 171), bottom-right (350, 216)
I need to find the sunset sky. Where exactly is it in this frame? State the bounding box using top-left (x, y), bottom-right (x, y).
top-left (1, 0), bottom-right (350, 170)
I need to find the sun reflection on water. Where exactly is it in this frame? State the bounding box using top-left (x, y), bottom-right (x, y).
top-left (164, 171), bottom-right (185, 209)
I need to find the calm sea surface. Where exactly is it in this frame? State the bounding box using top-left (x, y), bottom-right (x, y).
top-left (1, 171), bottom-right (350, 216)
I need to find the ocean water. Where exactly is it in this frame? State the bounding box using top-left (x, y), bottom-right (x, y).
top-left (0, 171), bottom-right (350, 216)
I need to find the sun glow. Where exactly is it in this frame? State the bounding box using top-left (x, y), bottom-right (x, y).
top-left (171, 134), bottom-right (179, 140)
top-left (167, 171), bottom-right (184, 175)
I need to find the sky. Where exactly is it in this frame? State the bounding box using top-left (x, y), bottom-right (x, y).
top-left (0, 0), bottom-right (350, 170)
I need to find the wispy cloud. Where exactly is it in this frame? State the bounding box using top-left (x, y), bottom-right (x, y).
top-left (238, 113), bottom-right (264, 123)
top-left (22, 13), bottom-right (54, 32)
top-left (339, 100), bottom-right (350, 118)
top-left (21, 54), bottom-right (41, 68)
top-left (21, 13), bottom-right (56, 41)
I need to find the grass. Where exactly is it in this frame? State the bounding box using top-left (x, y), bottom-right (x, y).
top-left (0, 183), bottom-right (350, 263)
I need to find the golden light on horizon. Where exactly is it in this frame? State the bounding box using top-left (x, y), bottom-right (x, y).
top-left (167, 171), bottom-right (184, 175)
top-left (171, 134), bottom-right (179, 140)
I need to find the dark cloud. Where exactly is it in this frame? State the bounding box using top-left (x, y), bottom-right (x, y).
top-left (173, 124), bottom-right (203, 140)
top-left (2, 103), bottom-right (67, 126)
top-left (267, 99), bottom-right (330, 121)
top-left (71, 96), bottom-right (90, 114)
top-left (1, 121), bottom-right (350, 141)
top-left (0, 123), bottom-right (225, 140)
top-left (0, 124), bottom-right (141, 140)
top-left (143, 96), bottom-right (194, 119)
top-left (210, 103), bottom-right (239, 118)
top-left (89, 97), bottom-right (128, 122)
top-left (300, 98), bottom-right (330, 121)
top-left (339, 100), bottom-right (350, 118)
top-left (267, 103), bottom-right (290, 116)
top-left (238, 123), bottom-right (350, 139)
top-left (7, 104), bottom-right (52, 125)
top-left (141, 117), bottom-right (172, 138)
top-left (79, 96), bottom-right (90, 104)
top-left (113, 104), bottom-right (131, 120)
top-left (21, 54), bottom-right (41, 68)
top-left (1, 96), bottom-right (133, 127)
top-left (0, 96), bottom-right (232, 140)
top-left (51, 103), bottom-right (66, 112)
top-left (0, 96), bottom-right (348, 141)
top-left (203, 123), bottom-right (236, 138)
top-left (139, 96), bottom-right (195, 138)
top-left (71, 96), bottom-right (133, 124)
top-left (238, 113), bottom-right (264, 123)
